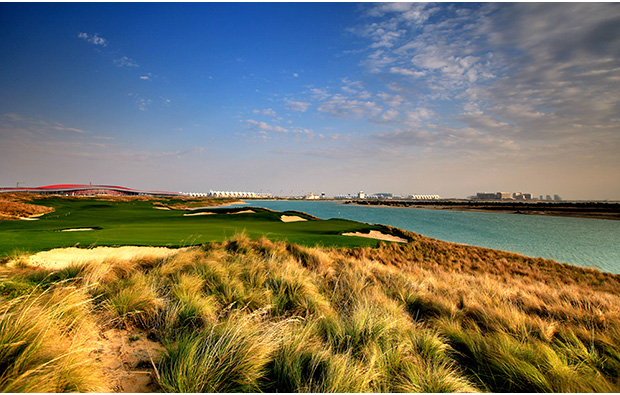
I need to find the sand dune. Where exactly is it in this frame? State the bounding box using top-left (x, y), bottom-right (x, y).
top-left (342, 230), bottom-right (407, 243)
top-left (19, 246), bottom-right (182, 270)
top-left (183, 212), bottom-right (215, 216)
top-left (280, 215), bottom-right (307, 222)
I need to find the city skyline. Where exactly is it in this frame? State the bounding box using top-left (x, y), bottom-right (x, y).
top-left (1, 3), bottom-right (620, 200)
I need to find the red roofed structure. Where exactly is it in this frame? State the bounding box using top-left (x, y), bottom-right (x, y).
top-left (0, 184), bottom-right (179, 197)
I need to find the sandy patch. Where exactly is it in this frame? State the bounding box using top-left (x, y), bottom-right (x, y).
top-left (20, 246), bottom-right (182, 270)
top-left (61, 227), bottom-right (95, 232)
top-left (92, 328), bottom-right (164, 393)
top-left (230, 210), bottom-right (255, 214)
top-left (281, 215), bottom-right (307, 222)
top-left (153, 206), bottom-right (171, 210)
top-left (183, 212), bottom-right (215, 216)
top-left (343, 230), bottom-right (408, 243)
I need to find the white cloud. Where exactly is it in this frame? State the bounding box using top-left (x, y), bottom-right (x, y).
top-left (253, 108), bottom-right (276, 116)
top-left (78, 32), bottom-right (107, 46)
top-left (137, 98), bottom-right (151, 111)
top-left (140, 75), bottom-right (150, 80)
top-left (318, 94), bottom-right (383, 119)
top-left (389, 67), bottom-right (426, 78)
top-left (381, 109), bottom-right (400, 122)
top-left (285, 99), bottom-right (311, 112)
top-left (115, 56), bottom-right (139, 68)
top-left (244, 119), bottom-right (289, 133)
top-left (52, 126), bottom-right (88, 134)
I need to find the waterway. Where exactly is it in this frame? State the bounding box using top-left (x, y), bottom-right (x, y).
top-left (237, 200), bottom-right (620, 274)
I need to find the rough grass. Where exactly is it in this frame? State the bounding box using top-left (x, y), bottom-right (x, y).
top-left (1, 230), bottom-right (619, 392)
top-left (0, 286), bottom-right (107, 392)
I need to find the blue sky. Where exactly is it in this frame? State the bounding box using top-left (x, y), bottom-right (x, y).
top-left (1, 3), bottom-right (619, 199)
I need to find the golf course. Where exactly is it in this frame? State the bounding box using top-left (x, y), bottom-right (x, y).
top-left (0, 195), bottom-right (408, 259)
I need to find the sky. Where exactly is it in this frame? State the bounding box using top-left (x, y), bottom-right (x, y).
top-left (1, 2), bottom-right (619, 200)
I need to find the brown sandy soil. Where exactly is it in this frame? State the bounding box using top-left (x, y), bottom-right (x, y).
top-left (183, 212), bottom-right (215, 216)
top-left (92, 327), bottom-right (164, 393)
top-left (230, 210), bottom-right (255, 214)
top-left (0, 197), bottom-right (54, 220)
top-left (342, 230), bottom-right (408, 243)
top-left (17, 246), bottom-right (182, 270)
top-left (280, 215), bottom-right (307, 222)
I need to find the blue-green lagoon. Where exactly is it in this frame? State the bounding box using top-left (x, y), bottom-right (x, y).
top-left (239, 200), bottom-right (620, 274)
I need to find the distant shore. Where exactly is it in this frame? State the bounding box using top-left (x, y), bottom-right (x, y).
top-left (344, 199), bottom-right (620, 220)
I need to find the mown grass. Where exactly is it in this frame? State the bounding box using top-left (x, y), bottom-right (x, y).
top-left (1, 230), bottom-right (620, 392)
top-left (0, 197), bottom-right (387, 257)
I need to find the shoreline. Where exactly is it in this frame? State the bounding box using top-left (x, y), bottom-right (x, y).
top-left (344, 200), bottom-right (620, 221)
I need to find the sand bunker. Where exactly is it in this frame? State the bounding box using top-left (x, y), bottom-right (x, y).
top-left (183, 212), bottom-right (215, 216)
top-left (343, 230), bottom-right (408, 243)
top-left (153, 206), bottom-right (171, 210)
top-left (281, 215), bottom-right (307, 222)
top-left (20, 246), bottom-right (182, 270)
top-left (61, 228), bottom-right (96, 232)
top-left (230, 210), bottom-right (255, 214)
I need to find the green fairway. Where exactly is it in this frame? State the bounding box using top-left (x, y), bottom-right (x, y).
top-left (0, 197), bottom-right (399, 256)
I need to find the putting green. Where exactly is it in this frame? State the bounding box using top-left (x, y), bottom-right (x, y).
top-left (0, 197), bottom-right (400, 256)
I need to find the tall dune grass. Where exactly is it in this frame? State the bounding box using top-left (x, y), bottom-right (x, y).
top-left (0, 286), bottom-right (106, 392)
top-left (1, 230), bottom-right (620, 392)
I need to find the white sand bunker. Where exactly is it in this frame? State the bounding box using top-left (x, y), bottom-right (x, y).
top-left (183, 212), bottom-right (215, 216)
top-left (61, 228), bottom-right (95, 232)
top-left (343, 230), bottom-right (408, 243)
top-left (22, 246), bottom-right (182, 270)
top-left (230, 210), bottom-right (255, 214)
top-left (281, 215), bottom-right (307, 222)
top-left (153, 206), bottom-right (171, 210)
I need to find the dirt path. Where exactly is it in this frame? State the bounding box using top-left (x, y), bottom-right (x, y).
top-left (92, 327), bottom-right (165, 392)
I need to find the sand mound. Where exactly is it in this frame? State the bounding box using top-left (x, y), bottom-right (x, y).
top-left (343, 230), bottom-right (408, 243)
top-left (20, 246), bottom-right (182, 270)
top-left (183, 212), bottom-right (215, 216)
top-left (61, 228), bottom-right (95, 232)
top-left (230, 210), bottom-right (255, 214)
top-left (281, 215), bottom-right (307, 222)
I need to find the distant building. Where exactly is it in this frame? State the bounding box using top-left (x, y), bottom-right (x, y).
top-left (554, 194), bottom-right (562, 201)
top-left (409, 194), bottom-right (441, 200)
top-left (476, 192), bottom-right (497, 200)
top-left (357, 191), bottom-right (366, 199)
top-left (546, 195), bottom-right (553, 201)
top-left (205, 191), bottom-right (270, 198)
top-left (375, 193), bottom-right (393, 199)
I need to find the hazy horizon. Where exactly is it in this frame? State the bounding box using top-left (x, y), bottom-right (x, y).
top-left (1, 3), bottom-right (619, 200)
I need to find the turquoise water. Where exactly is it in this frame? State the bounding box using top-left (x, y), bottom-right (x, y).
top-left (239, 200), bottom-right (620, 274)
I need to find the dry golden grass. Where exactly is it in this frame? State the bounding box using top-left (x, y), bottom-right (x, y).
top-left (0, 194), bottom-right (54, 219)
top-left (2, 230), bottom-right (620, 392)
